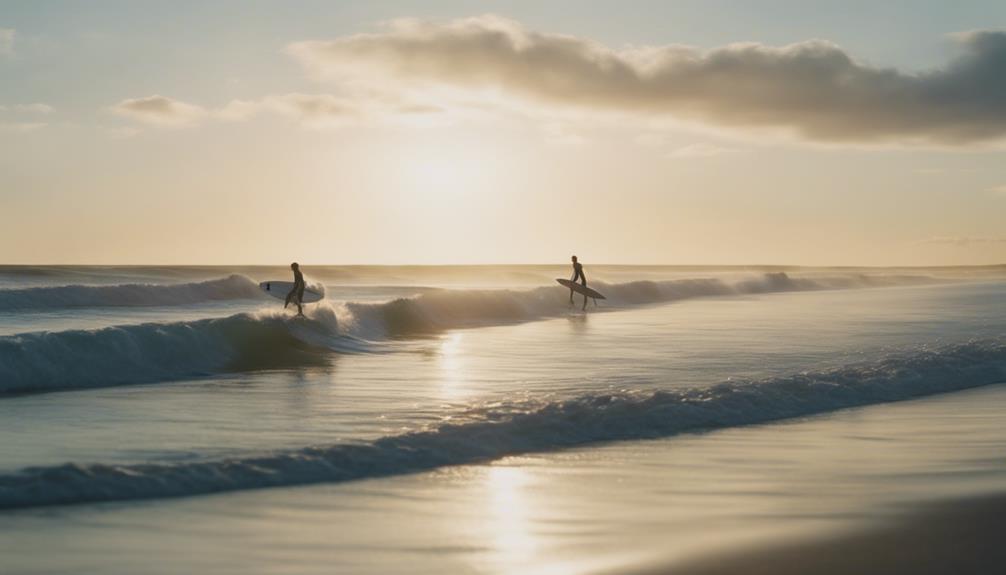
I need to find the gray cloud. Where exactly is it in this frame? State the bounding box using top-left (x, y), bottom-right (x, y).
top-left (114, 92), bottom-right (413, 130)
top-left (287, 17), bottom-right (1006, 145)
top-left (111, 95), bottom-right (206, 126)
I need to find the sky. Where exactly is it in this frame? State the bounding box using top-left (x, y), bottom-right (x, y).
top-left (1, 0), bottom-right (1005, 266)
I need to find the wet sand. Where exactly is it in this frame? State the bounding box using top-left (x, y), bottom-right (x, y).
top-left (633, 493), bottom-right (1006, 575)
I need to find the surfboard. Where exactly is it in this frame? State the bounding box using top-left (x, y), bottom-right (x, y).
top-left (556, 279), bottom-right (606, 300)
top-left (258, 280), bottom-right (326, 304)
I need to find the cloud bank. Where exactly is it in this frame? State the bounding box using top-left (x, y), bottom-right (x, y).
top-left (115, 92), bottom-right (429, 129)
top-left (287, 16), bottom-right (1006, 145)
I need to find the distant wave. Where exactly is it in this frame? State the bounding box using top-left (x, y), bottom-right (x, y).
top-left (2, 339), bottom-right (1003, 509)
top-left (343, 272), bottom-right (933, 337)
top-left (0, 275), bottom-right (262, 310)
top-left (0, 307), bottom-right (367, 394)
top-left (0, 273), bottom-right (936, 394)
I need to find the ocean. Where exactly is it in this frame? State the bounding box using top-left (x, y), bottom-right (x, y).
top-left (1, 265), bottom-right (1004, 574)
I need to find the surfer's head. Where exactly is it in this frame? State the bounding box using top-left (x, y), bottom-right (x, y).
top-left (291, 262), bottom-right (299, 270)
top-left (571, 255), bottom-right (578, 263)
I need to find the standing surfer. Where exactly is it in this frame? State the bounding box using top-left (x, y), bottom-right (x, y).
top-left (569, 255), bottom-right (588, 310)
top-left (285, 262), bottom-right (306, 317)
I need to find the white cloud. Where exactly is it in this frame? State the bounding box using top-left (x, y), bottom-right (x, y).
top-left (110, 95), bottom-right (206, 127)
top-left (286, 16), bottom-right (1006, 146)
top-left (0, 29), bottom-right (14, 57)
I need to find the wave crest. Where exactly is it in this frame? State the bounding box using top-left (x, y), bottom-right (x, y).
top-left (344, 273), bottom-right (929, 337)
top-left (2, 339), bottom-right (1002, 509)
top-left (0, 307), bottom-right (352, 394)
top-left (0, 275), bottom-right (262, 310)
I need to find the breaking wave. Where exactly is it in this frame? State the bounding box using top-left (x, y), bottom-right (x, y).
top-left (0, 307), bottom-right (362, 394)
top-left (0, 273), bottom-right (936, 394)
top-left (1, 338), bottom-right (1003, 509)
top-left (342, 272), bottom-right (932, 337)
top-left (0, 275), bottom-right (263, 310)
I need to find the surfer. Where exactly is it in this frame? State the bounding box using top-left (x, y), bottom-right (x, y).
top-left (569, 255), bottom-right (588, 310)
top-left (285, 262), bottom-right (306, 317)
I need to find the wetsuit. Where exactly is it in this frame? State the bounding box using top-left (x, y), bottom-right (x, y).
top-left (572, 261), bottom-right (586, 286)
top-left (291, 268), bottom-right (305, 302)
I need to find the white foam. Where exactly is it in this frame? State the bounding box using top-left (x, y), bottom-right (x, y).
top-left (2, 339), bottom-right (1002, 509)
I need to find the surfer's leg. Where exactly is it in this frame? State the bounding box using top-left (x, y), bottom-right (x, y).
top-left (582, 294), bottom-right (587, 310)
top-left (569, 288), bottom-right (574, 304)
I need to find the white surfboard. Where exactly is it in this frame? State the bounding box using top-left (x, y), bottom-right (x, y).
top-left (259, 280), bottom-right (326, 304)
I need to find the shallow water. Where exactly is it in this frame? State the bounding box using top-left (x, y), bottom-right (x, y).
top-left (0, 265), bottom-right (1003, 573)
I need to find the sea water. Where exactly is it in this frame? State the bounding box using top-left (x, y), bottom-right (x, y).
top-left (0, 265), bottom-right (1004, 573)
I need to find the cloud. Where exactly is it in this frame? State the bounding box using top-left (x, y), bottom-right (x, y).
top-left (286, 16), bottom-right (1006, 145)
top-left (0, 29), bottom-right (14, 57)
top-left (218, 93), bottom-right (362, 127)
top-left (921, 236), bottom-right (1006, 246)
top-left (113, 92), bottom-right (406, 130)
top-left (110, 95), bottom-right (206, 126)
top-left (988, 184), bottom-right (1006, 195)
top-left (262, 93), bottom-right (358, 126)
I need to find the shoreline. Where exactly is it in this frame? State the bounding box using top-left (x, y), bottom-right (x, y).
top-left (628, 492), bottom-right (1006, 575)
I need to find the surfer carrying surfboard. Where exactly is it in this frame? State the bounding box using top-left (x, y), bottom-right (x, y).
top-left (569, 255), bottom-right (588, 310)
top-left (555, 260), bottom-right (605, 310)
top-left (285, 262), bottom-right (306, 317)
